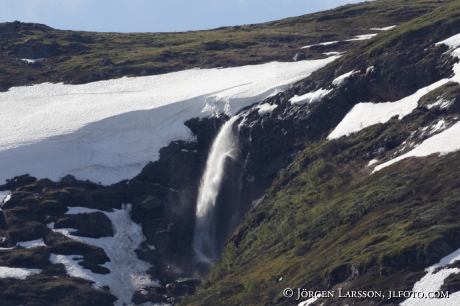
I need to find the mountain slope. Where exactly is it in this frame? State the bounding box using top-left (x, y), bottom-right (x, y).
top-left (0, 0), bottom-right (452, 91)
top-left (2, 1), bottom-right (460, 306)
top-left (181, 2), bottom-right (460, 305)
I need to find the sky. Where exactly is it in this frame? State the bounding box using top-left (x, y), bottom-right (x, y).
top-left (0, 0), bottom-right (364, 33)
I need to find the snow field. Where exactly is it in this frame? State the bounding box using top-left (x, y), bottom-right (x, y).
top-left (345, 33), bottom-right (378, 41)
top-left (328, 78), bottom-right (450, 139)
top-left (48, 204), bottom-right (157, 306)
top-left (400, 248), bottom-right (460, 305)
top-left (290, 88), bottom-right (332, 105)
top-left (0, 57), bottom-right (338, 185)
top-left (329, 33), bottom-right (460, 167)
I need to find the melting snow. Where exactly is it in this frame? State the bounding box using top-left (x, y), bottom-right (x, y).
top-left (435, 33), bottom-right (460, 49)
top-left (51, 204), bottom-right (158, 306)
top-left (367, 159), bottom-right (378, 166)
top-left (290, 89), bottom-right (332, 105)
top-left (328, 78), bottom-right (450, 139)
top-left (0, 191), bottom-right (10, 211)
top-left (332, 70), bottom-right (359, 86)
top-left (17, 239), bottom-right (46, 248)
top-left (0, 57), bottom-right (338, 185)
top-left (323, 51), bottom-right (345, 56)
top-left (370, 25), bottom-right (396, 31)
top-left (298, 297), bottom-right (319, 306)
top-left (345, 33), bottom-right (378, 41)
top-left (400, 248), bottom-right (460, 305)
top-left (20, 58), bottom-right (45, 64)
top-left (257, 103), bottom-right (278, 115)
top-left (301, 41), bottom-right (339, 49)
top-left (0, 267), bottom-right (42, 279)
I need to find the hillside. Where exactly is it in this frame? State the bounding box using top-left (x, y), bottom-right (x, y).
top-left (0, 0), bottom-right (448, 91)
top-left (2, 0), bottom-right (460, 306)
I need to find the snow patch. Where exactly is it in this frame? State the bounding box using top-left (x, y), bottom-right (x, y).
top-left (345, 33), bottom-right (378, 41)
top-left (0, 191), bottom-right (10, 211)
top-left (370, 25), bottom-right (396, 31)
top-left (20, 58), bottom-right (44, 64)
top-left (298, 297), bottom-right (319, 306)
top-left (0, 58), bottom-right (338, 186)
top-left (373, 120), bottom-right (460, 173)
top-left (51, 204), bottom-right (157, 306)
top-left (436, 33), bottom-right (460, 49)
top-left (0, 267), bottom-right (42, 279)
top-left (332, 70), bottom-right (359, 86)
top-left (257, 103), bottom-right (277, 115)
top-left (328, 78), bottom-right (450, 139)
top-left (17, 239), bottom-right (46, 248)
top-left (290, 89), bottom-right (332, 105)
top-left (301, 41), bottom-right (338, 49)
top-left (323, 51), bottom-right (345, 56)
top-left (367, 159), bottom-right (378, 166)
top-left (400, 248), bottom-right (460, 305)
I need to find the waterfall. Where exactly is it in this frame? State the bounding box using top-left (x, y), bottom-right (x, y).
top-left (193, 116), bottom-right (240, 261)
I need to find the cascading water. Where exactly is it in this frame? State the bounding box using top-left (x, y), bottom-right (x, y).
top-left (193, 116), bottom-right (240, 261)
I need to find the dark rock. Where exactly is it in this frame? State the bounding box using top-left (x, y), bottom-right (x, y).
top-left (24, 38), bottom-right (36, 44)
top-left (293, 53), bottom-right (307, 61)
top-left (140, 197), bottom-right (163, 211)
top-left (59, 55), bottom-right (71, 62)
top-left (0, 174), bottom-right (37, 191)
top-left (100, 58), bottom-right (113, 66)
top-left (19, 47), bottom-right (35, 59)
top-left (55, 211), bottom-right (114, 238)
top-left (34, 42), bottom-right (60, 58)
top-left (61, 174), bottom-right (77, 185)
top-left (0, 67), bottom-right (7, 74)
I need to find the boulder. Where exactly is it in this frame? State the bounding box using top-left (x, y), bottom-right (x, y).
top-left (24, 38), bottom-right (36, 44)
top-left (140, 197), bottom-right (163, 211)
top-left (100, 58), bottom-right (113, 66)
top-left (19, 47), bottom-right (35, 59)
top-left (293, 53), bottom-right (307, 61)
top-left (60, 174), bottom-right (77, 185)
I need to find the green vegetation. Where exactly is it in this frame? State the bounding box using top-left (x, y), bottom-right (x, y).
top-left (182, 108), bottom-right (460, 305)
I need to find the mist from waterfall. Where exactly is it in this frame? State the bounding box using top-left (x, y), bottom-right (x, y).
top-left (193, 116), bottom-right (240, 261)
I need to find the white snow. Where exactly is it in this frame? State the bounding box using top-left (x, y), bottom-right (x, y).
top-left (290, 89), bottom-right (332, 105)
top-left (345, 33), bottom-right (378, 41)
top-left (257, 103), bottom-right (278, 115)
top-left (0, 267), bottom-right (42, 279)
top-left (329, 33), bottom-right (460, 170)
top-left (301, 41), bottom-right (338, 49)
top-left (51, 204), bottom-right (158, 306)
top-left (367, 159), bottom-right (378, 166)
top-left (17, 238), bottom-right (46, 248)
top-left (328, 78), bottom-right (450, 139)
top-left (332, 70), bottom-right (359, 86)
top-left (298, 297), bottom-right (319, 306)
top-left (435, 33), bottom-right (460, 49)
top-left (370, 25), bottom-right (396, 31)
top-left (373, 120), bottom-right (460, 172)
top-left (0, 57), bottom-right (338, 186)
top-left (400, 248), bottom-right (460, 305)
top-left (65, 206), bottom-right (101, 215)
top-left (0, 191), bottom-right (10, 206)
top-left (20, 58), bottom-right (44, 64)
top-left (323, 51), bottom-right (345, 56)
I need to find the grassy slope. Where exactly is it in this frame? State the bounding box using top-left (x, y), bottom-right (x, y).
top-left (182, 2), bottom-right (460, 305)
top-left (0, 0), bottom-right (451, 89)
